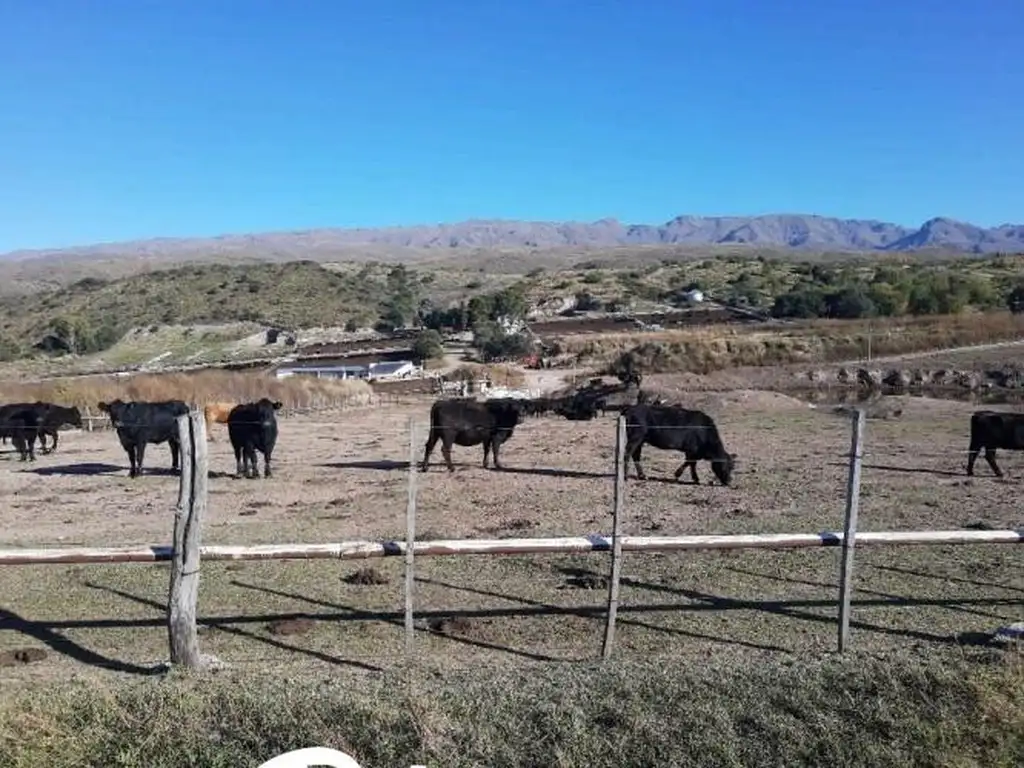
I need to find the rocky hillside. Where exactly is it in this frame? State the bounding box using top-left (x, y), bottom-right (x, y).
top-left (3, 214), bottom-right (1022, 267)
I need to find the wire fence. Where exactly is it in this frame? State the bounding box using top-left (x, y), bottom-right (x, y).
top-left (1, 396), bottom-right (1021, 671)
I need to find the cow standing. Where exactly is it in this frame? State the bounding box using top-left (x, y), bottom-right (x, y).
top-left (37, 404), bottom-right (84, 453)
top-left (966, 409), bottom-right (1024, 477)
top-left (0, 406), bottom-right (41, 461)
top-left (97, 399), bottom-right (190, 478)
top-left (622, 403), bottom-right (736, 485)
top-left (0, 401), bottom-right (82, 456)
top-left (227, 398), bottom-right (282, 478)
top-left (420, 397), bottom-right (531, 472)
top-left (203, 401), bottom-right (237, 441)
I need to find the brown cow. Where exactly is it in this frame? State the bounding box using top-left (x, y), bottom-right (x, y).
top-left (203, 401), bottom-right (237, 441)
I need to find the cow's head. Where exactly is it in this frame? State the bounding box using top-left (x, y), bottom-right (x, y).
top-left (712, 452), bottom-right (737, 487)
top-left (97, 399), bottom-right (129, 427)
top-left (486, 398), bottom-right (526, 428)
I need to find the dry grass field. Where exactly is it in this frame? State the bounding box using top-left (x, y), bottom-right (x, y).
top-left (0, 369), bottom-right (376, 413)
top-left (1, 390), bottom-right (1020, 690)
top-left (562, 311), bottom-right (1024, 373)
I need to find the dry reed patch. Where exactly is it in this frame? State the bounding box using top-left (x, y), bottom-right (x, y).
top-left (559, 312), bottom-right (1024, 373)
top-left (0, 370), bottom-right (375, 411)
top-left (447, 362), bottom-right (526, 388)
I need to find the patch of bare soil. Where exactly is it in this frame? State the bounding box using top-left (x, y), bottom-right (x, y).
top-left (0, 648), bottom-right (48, 667)
top-left (0, 393), bottom-right (1021, 687)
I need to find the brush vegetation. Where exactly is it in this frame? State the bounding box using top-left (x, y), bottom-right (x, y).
top-left (0, 652), bottom-right (1020, 768)
top-left (1, 251), bottom-right (1022, 369)
top-left (569, 311), bottom-right (1024, 374)
top-left (0, 370), bottom-right (375, 412)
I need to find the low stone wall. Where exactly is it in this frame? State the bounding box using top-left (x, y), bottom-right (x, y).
top-left (794, 364), bottom-right (1024, 392)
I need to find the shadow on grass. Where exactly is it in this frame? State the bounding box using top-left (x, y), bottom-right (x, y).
top-left (21, 462), bottom-right (127, 477)
top-left (81, 582), bottom-right (383, 673)
top-left (868, 563), bottom-right (1024, 595)
top-left (497, 466), bottom-right (611, 480)
top-left (719, 565), bottom-right (1016, 621)
top-left (568, 566), bottom-right (1021, 644)
top-left (0, 606), bottom-right (164, 676)
top-left (318, 459), bottom-right (410, 472)
top-left (827, 461), bottom-right (969, 479)
top-left (416, 575), bottom-right (790, 654)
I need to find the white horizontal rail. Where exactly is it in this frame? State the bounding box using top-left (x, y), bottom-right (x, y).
top-left (0, 529), bottom-right (1021, 566)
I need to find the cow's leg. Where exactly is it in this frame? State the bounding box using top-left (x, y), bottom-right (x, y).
top-left (135, 443), bottom-right (147, 477)
top-left (233, 443), bottom-right (244, 477)
top-left (491, 437), bottom-right (506, 470)
top-left (966, 441), bottom-right (981, 476)
top-left (441, 437), bottom-right (456, 473)
top-left (245, 445), bottom-right (259, 478)
top-left (263, 448), bottom-right (273, 478)
top-left (49, 429), bottom-right (59, 453)
top-left (27, 434), bottom-right (36, 462)
top-left (626, 440), bottom-right (645, 480)
top-left (482, 438), bottom-right (492, 469)
top-left (420, 431), bottom-right (439, 472)
top-left (673, 457), bottom-right (699, 483)
top-left (169, 437), bottom-right (180, 472)
top-left (37, 431), bottom-right (49, 454)
top-left (126, 446), bottom-right (138, 478)
top-left (984, 447), bottom-right (1003, 478)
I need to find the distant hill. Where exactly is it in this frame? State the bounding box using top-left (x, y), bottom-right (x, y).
top-left (3, 213), bottom-right (1023, 265)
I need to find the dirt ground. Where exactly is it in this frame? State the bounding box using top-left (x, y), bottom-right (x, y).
top-left (1, 391), bottom-right (1021, 687)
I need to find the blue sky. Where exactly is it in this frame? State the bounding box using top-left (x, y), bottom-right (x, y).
top-left (1, 0), bottom-right (1021, 253)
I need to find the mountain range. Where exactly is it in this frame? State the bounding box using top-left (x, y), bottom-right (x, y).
top-left (2, 213), bottom-right (1022, 264)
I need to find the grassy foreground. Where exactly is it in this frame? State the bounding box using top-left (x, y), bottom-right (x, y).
top-left (0, 370), bottom-right (375, 412)
top-left (0, 652), bottom-right (1020, 768)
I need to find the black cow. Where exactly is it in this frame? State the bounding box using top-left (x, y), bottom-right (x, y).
top-left (0, 406), bottom-right (41, 461)
top-left (622, 403), bottom-right (736, 486)
top-left (967, 409), bottom-right (1024, 478)
top-left (227, 398), bottom-right (282, 478)
top-left (0, 401), bottom-right (84, 454)
top-left (37, 404), bottom-right (84, 453)
top-left (420, 397), bottom-right (533, 472)
top-left (97, 399), bottom-right (190, 478)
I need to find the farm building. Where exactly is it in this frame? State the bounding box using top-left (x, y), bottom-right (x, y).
top-left (366, 360), bottom-right (420, 380)
top-left (274, 359), bottom-right (422, 381)
top-left (274, 364), bottom-right (370, 380)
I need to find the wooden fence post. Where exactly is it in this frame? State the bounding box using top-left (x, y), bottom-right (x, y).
top-left (837, 406), bottom-right (865, 653)
top-left (405, 416), bottom-right (418, 655)
top-left (602, 414), bottom-right (627, 659)
top-left (168, 409), bottom-right (208, 668)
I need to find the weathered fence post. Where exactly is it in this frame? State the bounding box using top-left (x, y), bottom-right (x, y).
top-left (168, 408), bottom-right (208, 668)
top-left (405, 416), bottom-right (418, 655)
top-left (837, 406), bottom-right (865, 653)
top-left (602, 414), bottom-right (627, 659)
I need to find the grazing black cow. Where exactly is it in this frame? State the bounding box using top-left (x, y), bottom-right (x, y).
top-left (622, 403), bottom-right (736, 486)
top-left (227, 398), bottom-right (282, 478)
top-left (97, 399), bottom-right (190, 478)
top-left (966, 409), bottom-right (1024, 478)
top-left (0, 406), bottom-right (41, 461)
top-left (420, 397), bottom-right (533, 472)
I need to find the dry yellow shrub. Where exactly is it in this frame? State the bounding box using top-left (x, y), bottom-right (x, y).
top-left (0, 369), bottom-right (375, 412)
